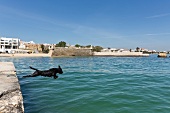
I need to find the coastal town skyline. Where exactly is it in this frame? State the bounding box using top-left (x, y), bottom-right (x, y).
top-left (1, 0), bottom-right (170, 51)
top-left (0, 36), bottom-right (159, 54)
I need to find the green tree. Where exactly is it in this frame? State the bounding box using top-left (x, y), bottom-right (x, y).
top-left (93, 46), bottom-right (103, 52)
top-left (41, 44), bottom-right (49, 53)
top-left (129, 49), bottom-right (132, 52)
top-left (41, 44), bottom-right (44, 52)
top-left (43, 49), bottom-right (49, 53)
top-left (86, 45), bottom-right (91, 48)
top-left (136, 47), bottom-right (140, 52)
top-left (75, 44), bottom-right (81, 47)
top-left (56, 41), bottom-right (66, 47)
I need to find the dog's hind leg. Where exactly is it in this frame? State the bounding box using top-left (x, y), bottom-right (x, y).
top-left (23, 70), bottom-right (40, 78)
top-left (23, 74), bottom-right (39, 78)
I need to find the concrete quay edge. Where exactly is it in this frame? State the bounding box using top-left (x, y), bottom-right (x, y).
top-left (0, 62), bottom-right (24, 113)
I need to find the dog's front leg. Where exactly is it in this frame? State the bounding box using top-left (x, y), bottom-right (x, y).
top-left (54, 75), bottom-right (58, 79)
top-left (52, 73), bottom-right (58, 79)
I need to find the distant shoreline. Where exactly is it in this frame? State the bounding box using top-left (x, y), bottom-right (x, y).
top-left (0, 52), bottom-right (150, 57)
top-left (93, 52), bottom-right (149, 57)
top-left (0, 53), bottom-right (50, 57)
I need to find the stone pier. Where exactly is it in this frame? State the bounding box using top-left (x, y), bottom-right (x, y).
top-left (0, 62), bottom-right (24, 113)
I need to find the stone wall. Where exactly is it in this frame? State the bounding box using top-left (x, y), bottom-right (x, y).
top-left (52, 47), bottom-right (93, 56)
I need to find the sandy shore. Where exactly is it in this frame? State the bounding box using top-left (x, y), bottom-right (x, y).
top-left (0, 53), bottom-right (51, 57)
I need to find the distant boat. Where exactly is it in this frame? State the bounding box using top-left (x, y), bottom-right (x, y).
top-left (157, 53), bottom-right (167, 57)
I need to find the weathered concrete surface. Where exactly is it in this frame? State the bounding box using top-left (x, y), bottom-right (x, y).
top-left (0, 62), bottom-right (24, 113)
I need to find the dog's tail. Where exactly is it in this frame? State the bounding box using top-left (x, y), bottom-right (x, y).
top-left (29, 66), bottom-right (39, 71)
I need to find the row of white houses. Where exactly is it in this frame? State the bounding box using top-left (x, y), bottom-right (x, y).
top-left (0, 37), bottom-right (38, 53)
top-left (0, 37), bottom-right (56, 53)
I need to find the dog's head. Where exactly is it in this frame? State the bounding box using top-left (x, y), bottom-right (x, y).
top-left (58, 65), bottom-right (63, 74)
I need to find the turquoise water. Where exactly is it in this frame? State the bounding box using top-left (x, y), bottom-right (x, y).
top-left (1, 55), bottom-right (170, 113)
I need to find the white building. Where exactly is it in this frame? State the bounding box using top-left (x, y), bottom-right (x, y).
top-left (0, 37), bottom-right (20, 53)
top-left (23, 41), bottom-right (35, 44)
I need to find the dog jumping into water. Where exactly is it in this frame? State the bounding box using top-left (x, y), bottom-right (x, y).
top-left (23, 66), bottom-right (63, 79)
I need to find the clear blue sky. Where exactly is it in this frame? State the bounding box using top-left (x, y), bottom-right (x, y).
top-left (0, 0), bottom-right (170, 51)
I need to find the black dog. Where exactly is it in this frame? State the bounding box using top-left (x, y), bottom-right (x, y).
top-left (23, 65), bottom-right (63, 79)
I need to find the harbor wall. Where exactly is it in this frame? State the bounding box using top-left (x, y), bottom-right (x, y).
top-left (93, 52), bottom-right (149, 57)
top-left (52, 47), bottom-right (93, 56)
top-left (0, 62), bottom-right (24, 113)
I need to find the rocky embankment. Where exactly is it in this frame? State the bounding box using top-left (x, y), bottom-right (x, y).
top-left (0, 62), bottom-right (24, 113)
top-left (52, 47), bottom-right (93, 56)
